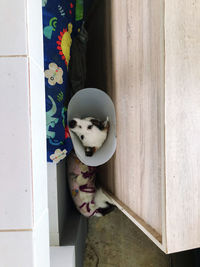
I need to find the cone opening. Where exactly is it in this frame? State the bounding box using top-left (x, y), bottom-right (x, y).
top-left (68, 88), bottom-right (117, 166)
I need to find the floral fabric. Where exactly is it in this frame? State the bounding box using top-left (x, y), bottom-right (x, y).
top-left (67, 153), bottom-right (102, 217)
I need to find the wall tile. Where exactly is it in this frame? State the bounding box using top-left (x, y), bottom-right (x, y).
top-left (0, 57), bottom-right (33, 230)
top-left (0, 0), bottom-right (27, 55)
top-left (0, 230), bottom-right (33, 267)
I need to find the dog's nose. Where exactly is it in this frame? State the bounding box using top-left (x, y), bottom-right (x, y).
top-left (69, 120), bottom-right (77, 129)
top-left (85, 147), bottom-right (95, 157)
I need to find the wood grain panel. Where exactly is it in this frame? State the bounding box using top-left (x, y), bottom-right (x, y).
top-left (99, 0), bottom-right (165, 235)
top-left (87, 0), bottom-right (200, 253)
top-left (165, 0), bottom-right (200, 253)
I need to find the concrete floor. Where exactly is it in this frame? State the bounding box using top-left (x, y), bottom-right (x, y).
top-left (84, 208), bottom-right (170, 267)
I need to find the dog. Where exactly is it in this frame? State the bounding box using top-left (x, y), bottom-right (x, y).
top-left (67, 152), bottom-right (115, 217)
top-left (68, 117), bottom-right (109, 156)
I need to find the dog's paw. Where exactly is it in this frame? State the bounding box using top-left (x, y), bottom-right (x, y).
top-left (96, 202), bottom-right (116, 216)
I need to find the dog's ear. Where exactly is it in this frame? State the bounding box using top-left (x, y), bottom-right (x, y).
top-left (103, 117), bottom-right (109, 129)
top-left (91, 119), bottom-right (105, 130)
top-left (85, 147), bottom-right (96, 157)
top-left (69, 119), bottom-right (77, 129)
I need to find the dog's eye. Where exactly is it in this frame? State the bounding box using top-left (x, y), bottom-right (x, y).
top-left (81, 135), bottom-right (84, 140)
top-left (87, 125), bottom-right (93, 130)
top-left (79, 125), bottom-right (82, 129)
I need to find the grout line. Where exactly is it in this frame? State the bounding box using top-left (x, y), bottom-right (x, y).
top-left (0, 229), bottom-right (32, 232)
top-left (0, 55), bottom-right (45, 73)
top-left (0, 210), bottom-right (49, 233)
top-left (0, 55), bottom-right (27, 58)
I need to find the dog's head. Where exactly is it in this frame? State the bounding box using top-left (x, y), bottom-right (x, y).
top-left (69, 117), bottom-right (109, 156)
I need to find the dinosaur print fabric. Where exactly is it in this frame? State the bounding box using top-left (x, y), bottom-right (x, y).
top-left (43, 0), bottom-right (83, 162)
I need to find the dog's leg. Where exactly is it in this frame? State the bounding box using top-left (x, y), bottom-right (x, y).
top-left (96, 202), bottom-right (116, 216)
top-left (93, 188), bottom-right (115, 216)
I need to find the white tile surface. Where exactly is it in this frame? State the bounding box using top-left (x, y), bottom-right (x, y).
top-left (27, 0), bottom-right (44, 68)
top-left (33, 210), bottom-right (50, 267)
top-left (50, 246), bottom-right (75, 267)
top-left (0, 230), bottom-right (33, 267)
top-left (0, 57), bottom-right (33, 230)
top-left (0, 0), bottom-right (27, 55)
top-left (29, 58), bottom-right (48, 224)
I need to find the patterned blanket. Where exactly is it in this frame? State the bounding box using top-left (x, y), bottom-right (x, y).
top-left (42, 0), bottom-right (84, 163)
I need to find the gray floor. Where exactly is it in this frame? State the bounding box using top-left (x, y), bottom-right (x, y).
top-left (84, 208), bottom-right (170, 267)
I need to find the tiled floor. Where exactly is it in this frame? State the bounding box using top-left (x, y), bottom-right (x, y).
top-left (84, 208), bottom-right (170, 267)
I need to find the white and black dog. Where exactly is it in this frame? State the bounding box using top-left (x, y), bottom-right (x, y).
top-left (69, 117), bottom-right (109, 156)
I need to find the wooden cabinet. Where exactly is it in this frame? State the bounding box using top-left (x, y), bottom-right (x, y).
top-left (86, 0), bottom-right (200, 254)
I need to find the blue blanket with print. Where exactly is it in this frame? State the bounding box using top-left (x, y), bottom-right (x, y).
top-left (42, 0), bottom-right (84, 163)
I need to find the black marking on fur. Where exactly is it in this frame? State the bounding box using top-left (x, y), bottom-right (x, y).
top-left (91, 119), bottom-right (105, 131)
top-left (87, 125), bottom-right (93, 130)
top-left (97, 202), bottom-right (116, 216)
top-left (69, 120), bottom-right (77, 129)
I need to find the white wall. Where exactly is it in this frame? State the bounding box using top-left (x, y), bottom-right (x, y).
top-left (0, 0), bottom-right (50, 266)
